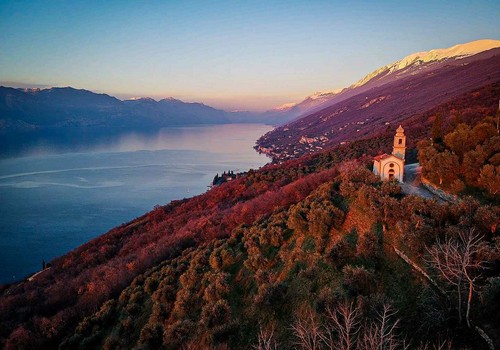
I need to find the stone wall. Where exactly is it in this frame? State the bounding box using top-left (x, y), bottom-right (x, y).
top-left (420, 176), bottom-right (459, 202)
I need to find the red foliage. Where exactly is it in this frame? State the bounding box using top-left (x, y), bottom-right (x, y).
top-left (0, 153), bottom-right (338, 348)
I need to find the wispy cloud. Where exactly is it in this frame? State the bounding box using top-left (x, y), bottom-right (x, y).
top-left (0, 81), bottom-right (54, 89)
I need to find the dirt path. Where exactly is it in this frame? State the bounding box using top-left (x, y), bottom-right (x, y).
top-left (401, 163), bottom-right (443, 201)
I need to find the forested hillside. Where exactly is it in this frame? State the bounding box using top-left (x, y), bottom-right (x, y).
top-left (1, 93), bottom-right (499, 349)
top-left (61, 166), bottom-right (500, 350)
top-left (0, 137), bottom-right (387, 349)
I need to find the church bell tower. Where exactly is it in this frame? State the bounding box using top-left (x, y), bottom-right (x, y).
top-left (392, 125), bottom-right (406, 160)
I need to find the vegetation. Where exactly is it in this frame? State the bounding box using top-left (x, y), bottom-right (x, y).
top-left (399, 82), bottom-right (500, 149)
top-left (58, 166), bottom-right (499, 349)
top-left (418, 115), bottom-right (499, 199)
top-left (0, 85), bottom-right (499, 349)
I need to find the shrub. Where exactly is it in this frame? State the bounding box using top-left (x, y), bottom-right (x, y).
top-left (342, 265), bottom-right (375, 296)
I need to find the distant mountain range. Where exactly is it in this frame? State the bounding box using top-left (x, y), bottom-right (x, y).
top-left (0, 86), bottom-right (269, 132)
top-left (257, 39), bottom-right (500, 160)
top-left (2, 39), bottom-right (500, 155)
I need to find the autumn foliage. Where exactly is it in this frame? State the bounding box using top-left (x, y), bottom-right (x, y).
top-left (418, 116), bottom-right (499, 198)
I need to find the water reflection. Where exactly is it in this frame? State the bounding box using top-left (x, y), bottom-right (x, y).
top-left (0, 124), bottom-right (273, 283)
top-left (0, 124), bottom-right (273, 158)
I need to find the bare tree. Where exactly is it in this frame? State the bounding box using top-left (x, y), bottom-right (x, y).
top-left (360, 303), bottom-right (404, 350)
top-left (290, 302), bottom-right (413, 350)
top-left (322, 300), bottom-right (362, 350)
top-left (291, 308), bottom-right (324, 350)
top-left (414, 339), bottom-right (454, 350)
top-left (254, 325), bottom-right (279, 350)
top-left (427, 228), bottom-right (487, 327)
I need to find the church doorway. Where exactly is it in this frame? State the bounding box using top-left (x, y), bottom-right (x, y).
top-left (388, 169), bottom-right (395, 180)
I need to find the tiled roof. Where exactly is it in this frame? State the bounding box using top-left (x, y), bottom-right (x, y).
top-left (373, 153), bottom-right (403, 161)
top-left (374, 153), bottom-right (390, 161)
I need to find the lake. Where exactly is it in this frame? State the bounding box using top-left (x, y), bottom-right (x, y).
top-left (0, 124), bottom-right (272, 284)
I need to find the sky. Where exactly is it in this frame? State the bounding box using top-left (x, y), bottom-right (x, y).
top-left (1, 1), bottom-right (499, 111)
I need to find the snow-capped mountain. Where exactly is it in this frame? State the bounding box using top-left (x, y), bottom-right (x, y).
top-left (265, 89), bottom-right (344, 123)
top-left (267, 39), bottom-right (500, 126)
top-left (125, 97), bottom-right (157, 102)
top-left (273, 90), bottom-right (343, 112)
top-left (257, 39), bottom-right (500, 160)
top-left (272, 102), bottom-right (298, 112)
top-left (351, 39), bottom-right (500, 88)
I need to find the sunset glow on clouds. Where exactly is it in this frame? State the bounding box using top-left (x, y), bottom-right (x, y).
top-left (0, 0), bottom-right (499, 111)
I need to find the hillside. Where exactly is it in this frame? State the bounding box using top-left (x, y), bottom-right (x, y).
top-left (62, 173), bottom-right (499, 350)
top-left (0, 96), bottom-right (499, 349)
top-left (257, 46), bottom-right (500, 161)
top-left (261, 90), bottom-right (344, 124)
top-left (263, 40), bottom-right (500, 126)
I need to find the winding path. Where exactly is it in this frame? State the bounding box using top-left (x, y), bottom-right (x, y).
top-left (401, 163), bottom-right (443, 201)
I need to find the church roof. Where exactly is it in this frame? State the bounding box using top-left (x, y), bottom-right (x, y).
top-left (374, 153), bottom-right (403, 161)
top-left (374, 153), bottom-right (390, 161)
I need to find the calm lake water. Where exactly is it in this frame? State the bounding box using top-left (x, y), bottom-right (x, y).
top-left (0, 124), bottom-right (272, 283)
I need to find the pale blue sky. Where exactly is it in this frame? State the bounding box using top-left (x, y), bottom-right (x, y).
top-left (1, 1), bottom-right (499, 110)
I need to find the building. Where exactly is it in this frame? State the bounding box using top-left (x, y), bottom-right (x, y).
top-left (373, 125), bottom-right (406, 182)
top-left (211, 170), bottom-right (238, 187)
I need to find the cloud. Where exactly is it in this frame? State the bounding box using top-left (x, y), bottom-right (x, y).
top-left (0, 81), bottom-right (54, 89)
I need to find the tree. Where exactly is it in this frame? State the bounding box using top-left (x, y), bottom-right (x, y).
top-left (291, 301), bottom-right (406, 350)
top-left (291, 308), bottom-right (323, 350)
top-left (431, 151), bottom-right (460, 187)
top-left (360, 304), bottom-right (405, 350)
top-left (444, 124), bottom-right (474, 161)
top-left (462, 147), bottom-right (487, 187)
top-left (254, 325), bottom-right (279, 350)
top-left (324, 300), bottom-right (362, 350)
top-left (470, 122), bottom-right (497, 146)
top-left (417, 140), bottom-right (438, 180)
top-left (432, 115), bottom-right (444, 144)
top-left (427, 229), bottom-right (487, 327)
top-left (478, 165), bottom-right (500, 196)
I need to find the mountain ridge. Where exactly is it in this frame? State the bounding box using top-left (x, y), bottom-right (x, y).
top-left (257, 44), bottom-right (500, 161)
top-left (266, 39), bottom-right (500, 124)
top-left (351, 39), bottom-right (500, 89)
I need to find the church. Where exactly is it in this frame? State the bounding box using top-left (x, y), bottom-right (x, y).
top-left (372, 125), bottom-right (406, 182)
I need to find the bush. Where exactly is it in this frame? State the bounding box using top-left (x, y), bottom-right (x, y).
top-left (139, 322), bottom-right (163, 348)
top-left (200, 299), bottom-right (231, 329)
top-left (342, 265), bottom-right (375, 296)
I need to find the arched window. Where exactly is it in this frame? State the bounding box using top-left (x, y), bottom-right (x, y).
top-left (398, 138), bottom-right (402, 145)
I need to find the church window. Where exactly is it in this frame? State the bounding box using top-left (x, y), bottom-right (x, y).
top-left (398, 138), bottom-right (402, 145)
top-left (389, 163), bottom-right (394, 168)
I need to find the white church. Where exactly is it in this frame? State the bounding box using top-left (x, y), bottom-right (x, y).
top-left (372, 125), bottom-right (406, 182)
